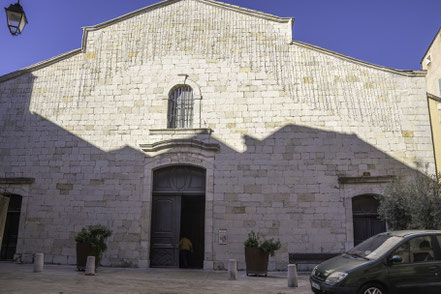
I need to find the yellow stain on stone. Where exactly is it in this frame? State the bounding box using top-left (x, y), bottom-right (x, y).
top-left (265, 122), bottom-right (283, 128)
top-left (240, 67), bottom-right (252, 73)
top-left (134, 100), bottom-right (144, 107)
top-left (62, 97), bottom-right (73, 103)
top-left (84, 52), bottom-right (97, 60)
top-left (376, 95), bottom-right (387, 102)
top-left (303, 77), bottom-right (314, 84)
top-left (231, 128), bottom-right (248, 134)
top-left (346, 76), bottom-right (360, 83)
top-left (207, 59), bottom-right (219, 64)
top-left (34, 88), bottom-right (51, 95)
top-left (149, 106), bottom-right (163, 112)
top-left (118, 107), bottom-right (132, 114)
top-left (334, 76), bottom-right (341, 83)
top-left (244, 92), bottom-right (254, 98)
top-left (128, 52), bottom-right (138, 58)
top-left (153, 88), bottom-right (164, 94)
top-left (226, 123), bottom-right (236, 129)
top-left (394, 151), bottom-right (406, 159)
top-left (224, 112), bottom-right (234, 118)
top-left (215, 86), bottom-right (226, 92)
top-left (364, 82), bottom-right (374, 89)
top-left (84, 125), bottom-right (94, 131)
top-left (401, 131), bottom-right (414, 137)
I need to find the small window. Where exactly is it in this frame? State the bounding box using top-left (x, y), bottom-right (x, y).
top-left (167, 85), bottom-right (194, 129)
top-left (391, 236), bottom-right (437, 264)
top-left (391, 241), bottom-right (410, 264)
top-left (409, 236), bottom-right (435, 263)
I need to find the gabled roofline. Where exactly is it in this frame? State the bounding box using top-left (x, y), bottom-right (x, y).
top-left (0, 0), bottom-right (424, 82)
top-left (80, 0), bottom-right (293, 51)
top-left (0, 49), bottom-right (82, 83)
top-left (421, 27), bottom-right (441, 64)
top-left (80, 0), bottom-right (294, 50)
top-left (292, 40), bottom-right (426, 77)
top-left (1, 0), bottom-right (294, 82)
top-left (84, 0), bottom-right (292, 31)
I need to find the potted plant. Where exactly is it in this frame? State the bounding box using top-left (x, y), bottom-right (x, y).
top-left (75, 225), bottom-right (112, 271)
top-left (244, 231), bottom-right (281, 276)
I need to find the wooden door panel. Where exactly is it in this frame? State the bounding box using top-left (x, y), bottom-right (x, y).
top-left (150, 195), bottom-right (181, 267)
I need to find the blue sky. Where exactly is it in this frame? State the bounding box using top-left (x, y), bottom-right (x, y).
top-left (1, 0), bottom-right (440, 76)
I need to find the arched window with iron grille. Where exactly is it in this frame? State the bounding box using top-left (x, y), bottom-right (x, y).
top-left (167, 85), bottom-right (194, 128)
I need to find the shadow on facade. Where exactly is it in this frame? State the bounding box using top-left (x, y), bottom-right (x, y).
top-left (0, 71), bottom-right (426, 268)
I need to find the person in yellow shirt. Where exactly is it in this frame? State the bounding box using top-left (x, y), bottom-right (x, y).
top-left (179, 236), bottom-right (193, 268)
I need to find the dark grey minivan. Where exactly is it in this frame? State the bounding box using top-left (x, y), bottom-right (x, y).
top-left (310, 230), bottom-right (441, 294)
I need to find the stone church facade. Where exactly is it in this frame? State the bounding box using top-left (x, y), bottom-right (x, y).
top-left (0, 0), bottom-right (436, 270)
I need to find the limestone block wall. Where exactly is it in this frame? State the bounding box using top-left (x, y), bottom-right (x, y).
top-left (0, 0), bottom-right (435, 269)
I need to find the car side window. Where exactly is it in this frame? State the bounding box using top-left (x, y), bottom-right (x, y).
top-left (409, 236), bottom-right (435, 263)
top-left (391, 241), bottom-right (410, 263)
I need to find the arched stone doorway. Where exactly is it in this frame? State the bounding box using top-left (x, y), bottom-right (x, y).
top-left (352, 195), bottom-right (386, 246)
top-left (150, 165), bottom-right (205, 268)
top-left (0, 194), bottom-right (22, 260)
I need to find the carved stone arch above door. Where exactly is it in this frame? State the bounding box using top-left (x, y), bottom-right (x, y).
top-left (153, 165), bottom-right (206, 195)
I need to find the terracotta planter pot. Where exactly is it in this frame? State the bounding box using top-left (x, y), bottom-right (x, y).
top-left (76, 242), bottom-right (99, 271)
top-left (244, 247), bottom-right (269, 276)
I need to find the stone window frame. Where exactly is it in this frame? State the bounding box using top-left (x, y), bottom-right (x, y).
top-left (163, 76), bottom-right (203, 129)
top-left (167, 84), bottom-right (194, 129)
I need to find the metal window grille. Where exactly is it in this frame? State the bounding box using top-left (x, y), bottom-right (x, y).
top-left (168, 85), bottom-right (194, 128)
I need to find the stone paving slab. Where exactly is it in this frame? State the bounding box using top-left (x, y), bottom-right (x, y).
top-left (0, 263), bottom-right (314, 294)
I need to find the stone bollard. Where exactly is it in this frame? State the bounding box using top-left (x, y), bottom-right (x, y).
top-left (85, 256), bottom-right (96, 276)
top-left (33, 253), bottom-right (44, 272)
top-left (287, 264), bottom-right (298, 287)
top-left (228, 259), bottom-right (238, 280)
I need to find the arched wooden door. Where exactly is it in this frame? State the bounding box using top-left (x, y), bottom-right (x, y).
top-left (352, 195), bottom-right (386, 246)
top-left (150, 166), bottom-right (205, 268)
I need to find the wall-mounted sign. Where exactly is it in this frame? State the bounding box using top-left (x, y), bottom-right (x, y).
top-left (219, 229), bottom-right (227, 245)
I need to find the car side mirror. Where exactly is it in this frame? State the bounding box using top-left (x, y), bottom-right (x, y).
top-left (388, 255), bottom-right (402, 264)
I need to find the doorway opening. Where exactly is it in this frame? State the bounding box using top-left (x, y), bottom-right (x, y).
top-left (0, 194), bottom-right (22, 261)
top-left (180, 195), bottom-right (205, 268)
top-left (150, 166), bottom-right (205, 268)
top-left (352, 194), bottom-right (386, 246)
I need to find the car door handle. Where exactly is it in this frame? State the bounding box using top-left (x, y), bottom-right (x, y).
top-left (427, 266), bottom-right (439, 271)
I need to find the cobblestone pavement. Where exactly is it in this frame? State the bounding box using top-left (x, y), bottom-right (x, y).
top-left (0, 263), bottom-right (314, 294)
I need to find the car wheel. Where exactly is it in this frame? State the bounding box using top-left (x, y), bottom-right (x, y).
top-left (358, 283), bottom-right (386, 294)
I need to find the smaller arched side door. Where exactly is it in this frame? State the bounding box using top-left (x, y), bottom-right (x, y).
top-left (352, 195), bottom-right (386, 246)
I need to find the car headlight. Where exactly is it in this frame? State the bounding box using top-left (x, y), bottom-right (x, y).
top-left (311, 265), bottom-right (318, 276)
top-left (325, 272), bottom-right (348, 285)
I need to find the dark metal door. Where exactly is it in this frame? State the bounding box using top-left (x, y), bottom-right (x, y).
top-left (0, 195), bottom-right (22, 260)
top-left (352, 195), bottom-right (386, 246)
top-left (150, 195), bottom-right (181, 267)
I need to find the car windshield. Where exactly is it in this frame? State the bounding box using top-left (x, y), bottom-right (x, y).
top-left (347, 234), bottom-right (403, 260)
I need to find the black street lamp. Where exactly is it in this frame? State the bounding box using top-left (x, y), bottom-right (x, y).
top-left (5, 0), bottom-right (27, 36)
